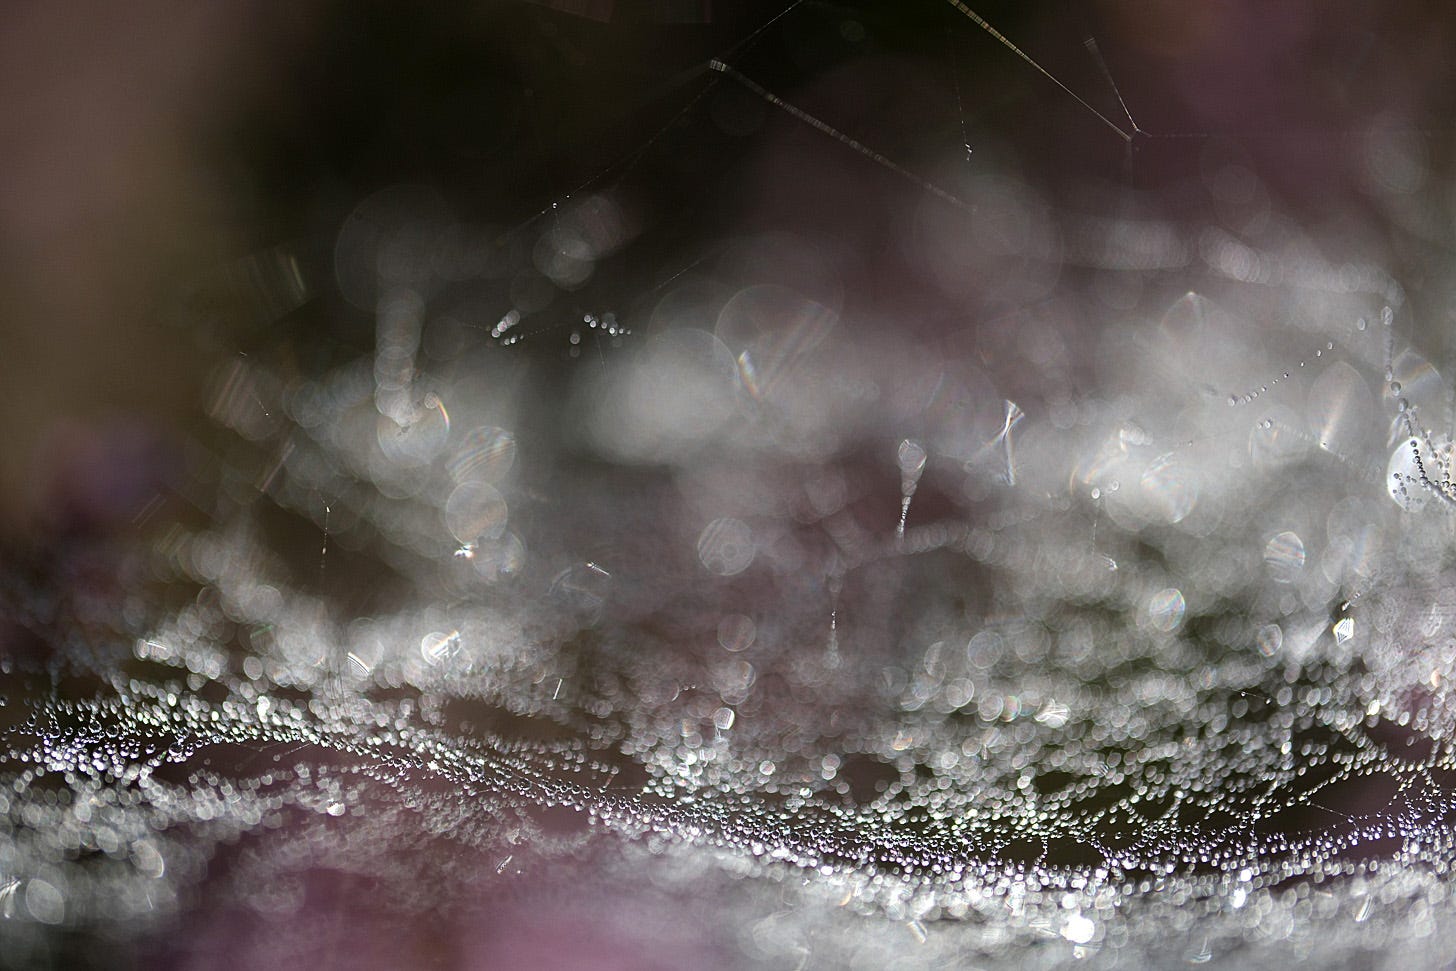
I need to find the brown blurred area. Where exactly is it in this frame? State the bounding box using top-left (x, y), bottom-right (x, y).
top-left (0, 2), bottom-right (320, 539)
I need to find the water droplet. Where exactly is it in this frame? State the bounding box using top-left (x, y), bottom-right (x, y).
top-left (549, 562), bottom-right (613, 621)
top-left (718, 614), bottom-right (757, 652)
top-left (1255, 624), bottom-right (1283, 656)
top-left (1061, 913), bottom-right (1096, 944)
top-left (1263, 531), bottom-right (1306, 582)
top-left (444, 481), bottom-right (508, 546)
top-left (470, 532), bottom-right (527, 582)
top-left (24, 879), bottom-right (64, 925)
top-left (1148, 588), bottom-right (1186, 633)
top-left (697, 517), bottom-right (755, 576)
top-left (897, 438), bottom-right (929, 537)
top-left (448, 427), bottom-right (517, 486)
top-left (898, 438), bottom-right (928, 477)
top-left (420, 630), bottom-right (462, 664)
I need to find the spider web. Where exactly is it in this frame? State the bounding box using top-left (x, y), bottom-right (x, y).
top-left (4, 2), bottom-right (1456, 968)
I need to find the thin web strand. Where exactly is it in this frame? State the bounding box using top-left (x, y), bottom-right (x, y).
top-left (942, 0), bottom-right (1132, 143)
top-left (1083, 36), bottom-right (1142, 134)
top-left (496, 0), bottom-right (809, 238)
top-left (709, 60), bottom-right (975, 213)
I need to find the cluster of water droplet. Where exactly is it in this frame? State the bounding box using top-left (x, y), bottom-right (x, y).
top-left (9, 264), bottom-right (1456, 969)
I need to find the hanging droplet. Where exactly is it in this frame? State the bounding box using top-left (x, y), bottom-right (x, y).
top-left (897, 438), bottom-right (928, 539)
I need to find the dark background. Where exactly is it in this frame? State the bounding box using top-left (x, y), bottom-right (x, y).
top-left (6, 0), bottom-right (1456, 542)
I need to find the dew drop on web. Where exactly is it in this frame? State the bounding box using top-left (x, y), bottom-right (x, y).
top-left (9, 5), bottom-right (1456, 969)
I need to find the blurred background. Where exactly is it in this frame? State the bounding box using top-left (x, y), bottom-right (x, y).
top-left (7, 0), bottom-right (1454, 538)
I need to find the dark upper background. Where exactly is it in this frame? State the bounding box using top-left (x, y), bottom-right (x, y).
top-left (3, 0), bottom-right (1455, 540)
